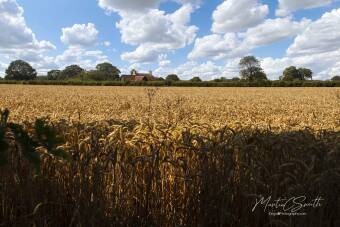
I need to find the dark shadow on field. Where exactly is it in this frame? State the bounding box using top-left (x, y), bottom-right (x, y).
top-left (1, 113), bottom-right (340, 226)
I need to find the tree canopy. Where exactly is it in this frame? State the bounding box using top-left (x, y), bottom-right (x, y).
top-left (280, 66), bottom-right (313, 81)
top-left (166, 74), bottom-right (180, 81)
top-left (239, 56), bottom-right (267, 81)
top-left (190, 77), bottom-right (202, 82)
top-left (47, 70), bottom-right (61, 80)
top-left (96, 62), bottom-right (121, 80)
top-left (299, 68), bottom-right (313, 80)
top-left (5, 60), bottom-right (37, 80)
top-left (62, 65), bottom-right (84, 79)
top-left (331, 75), bottom-right (340, 81)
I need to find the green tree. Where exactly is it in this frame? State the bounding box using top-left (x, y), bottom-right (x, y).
top-left (331, 75), bottom-right (340, 81)
top-left (298, 68), bottom-right (313, 80)
top-left (239, 56), bottom-right (267, 81)
top-left (190, 76), bottom-right (202, 82)
top-left (82, 70), bottom-right (116, 81)
top-left (62, 65), bottom-right (84, 79)
top-left (5, 60), bottom-right (37, 80)
top-left (280, 66), bottom-right (301, 81)
top-left (166, 74), bottom-right (180, 81)
top-left (47, 70), bottom-right (61, 80)
top-left (96, 62), bottom-right (121, 80)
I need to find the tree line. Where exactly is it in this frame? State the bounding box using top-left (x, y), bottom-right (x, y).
top-left (1, 57), bottom-right (340, 82)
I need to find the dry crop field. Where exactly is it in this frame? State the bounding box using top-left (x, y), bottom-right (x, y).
top-left (1, 85), bottom-right (340, 227)
top-left (1, 85), bottom-right (340, 130)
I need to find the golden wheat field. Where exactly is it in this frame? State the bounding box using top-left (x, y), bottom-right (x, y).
top-left (0, 85), bottom-right (339, 130)
top-left (1, 85), bottom-right (340, 227)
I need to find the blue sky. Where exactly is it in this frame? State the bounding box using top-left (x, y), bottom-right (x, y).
top-left (1, 0), bottom-right (340, 79)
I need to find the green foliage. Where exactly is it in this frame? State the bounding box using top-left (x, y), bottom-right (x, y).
top-left (0, 109), bottom-right (69, 171)
top-left (299, 67), bottom-right (313, 80)
top-left (5, 60), bottom-right (37, 80)
top-left (1, 79), bottom-right (340, 87)
top-left (281, 66), bottom-right (313, 81)
top-left (79, 70), bottom-right (120, 81)
top-left (62, 65), bottom-right (84, 79)
top-left (47, 70), bottom-right (62, 80)
top-left (190, 76), bottom-right (202, 82)
top-left (166, 74), bottom-right (180, 81)
top-left (213, 77), bottom-right (229, 82)
top-left (281, 66), bottom-right (300, 81)
top-left (96, 62), bottom-right (120, 80)
top-left (331, 75), bottom-right (340, 81)
top-left (239, 56), bottom-right (268, 81)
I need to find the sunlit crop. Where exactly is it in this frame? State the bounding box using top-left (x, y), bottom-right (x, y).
top-left (1, 85), bottom-right (340, 226)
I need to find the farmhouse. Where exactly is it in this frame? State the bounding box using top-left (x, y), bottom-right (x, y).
top-left (121, 69), bottom-right (156, 81)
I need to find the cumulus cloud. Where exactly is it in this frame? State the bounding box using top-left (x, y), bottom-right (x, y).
top-left (288, 8), bottom-right (340, 56)
top-left (61, 23), bottom-right (99, 47)
top-left (212, 0), bottom-right (269, 33)
top-left (276, 0), bottom-right (332, 16)
top-left (262, 9), bottom-right (340, 80)
top-left (98, 0), bottom-right (200, 15)
top-left (0, 0), bottom-right (57, 75)
top-left (53, 47), bottom-right (108, 70)
top-left (0, 0), bottom-right (55, 57)
top-left (158, 54), bottom-right (171, 67)
top-left (241, 17), bottom-right (311, 48)
top-left (119, 4), bottom-right (198, 63)
top-left (155, 59), bottom-right (240, 80)
top-left (188, 33), bottom-right (247, 60)
top-left (97, 0), bottom-right (159, 14)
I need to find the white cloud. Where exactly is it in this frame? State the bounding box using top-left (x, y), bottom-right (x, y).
top-left (241, 17), bottom-right (311, 48)
top-left (0, 0), bottom-right (55, 56)
top-left (97, 0), bottom-right (159, 14)
top-left (262, 8), bottom-right (340, 79)
top-left (262, 50), bottom-right (340, 80)
top-left (276, 0), bottom-right (332, 16)
top-left (121, 44), bottom-right (159, 63)
top-left (98, 0), bottom-right (201, 15)
top-left (103, 41), bottom-right (111, 47)
top-left (155, 59), bottom-right (240, 80)
top-left (54, 47), bottom-right (108, 70)
top-left (212, 0), bottom-right (269, 33)
top-left (61, 23), bottom-right (98, 47)
top-left (0, 0), bottom-right (56, 75)
top-left (288, 8), bottom-right (340, 56)
top-left (118, 5), bottom-right (198, 63)
top-left (188, 33), bottom-right (247, 60)
top-left (158, 54), bottom-right (171, 67)
top-left (262, 9), bottom-right (340, 81)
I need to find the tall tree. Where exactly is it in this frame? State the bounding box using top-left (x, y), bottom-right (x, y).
top-left (239, 56), bottom-right (267, 81)
top-left (62, 65), bottom-right (84, 79)
top-left (298, 68), bottom-right (313, 80)
top-left (96, 62), bottom-right (121, 80)
top-left (5, 60), bottom-right (37, 80)
top-left (166, 74), bottom-right (180, 81)
top-left (331, 75), bottom-right (340, 81)
top-left (190, 76), bottom-right (202, 82)
top-left (47, 70), bottom-right (61, 80)
top-left (280, 66), bottom-right (313, 81)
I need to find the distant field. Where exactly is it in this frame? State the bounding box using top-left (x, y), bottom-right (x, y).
top-left (1, 85), bottom-right (339, 130)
